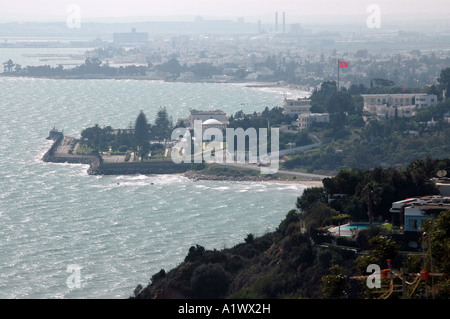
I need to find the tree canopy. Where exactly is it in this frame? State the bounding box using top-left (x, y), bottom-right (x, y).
top-left (134, 110), bottom-right (151, 161)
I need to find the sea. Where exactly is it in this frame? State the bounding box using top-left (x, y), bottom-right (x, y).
top-left (0, 47), bottom-right (311, 298)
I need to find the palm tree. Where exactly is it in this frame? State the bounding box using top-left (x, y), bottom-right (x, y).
top-left (361, 181), bottom-right (382, 228)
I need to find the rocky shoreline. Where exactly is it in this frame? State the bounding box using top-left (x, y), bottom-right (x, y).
top-left (183, 171), bottom-right (323, 186)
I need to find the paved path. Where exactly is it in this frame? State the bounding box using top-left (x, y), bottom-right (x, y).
top-left (55, 136), bottom-right (75, 156)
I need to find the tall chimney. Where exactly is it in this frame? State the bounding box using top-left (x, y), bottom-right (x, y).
top-left (283, 12), bottom-right (286, 34)
top-left (275, 12), bottom-right (278, 33)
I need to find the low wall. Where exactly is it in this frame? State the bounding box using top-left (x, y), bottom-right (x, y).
top-left (91, 161), bottom-right (191, 175)
top-left (42, 131), bottom-right (101, 173)
top-left (42, 131), bottom-right (63, 161)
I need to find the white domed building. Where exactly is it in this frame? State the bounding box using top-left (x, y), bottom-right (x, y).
top-left (201, 118), bottom-right (228, 131)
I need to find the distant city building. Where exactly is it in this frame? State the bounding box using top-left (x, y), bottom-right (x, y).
top-left (282, 98), bottom-right (312, 117)
top-left (245, 68), bottom-right (274, 81)
top-left (113, 28), bottom-right (148, 44)
top-left (178, 72), bottom-right (196, 81)
top-left (297, 113), bottom-right (330, 130)
top-left (290, 23), bottom-right (303, 35)
top-left (361, 93), bottom-right (438, 119)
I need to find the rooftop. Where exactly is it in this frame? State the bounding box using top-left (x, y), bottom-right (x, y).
top-left (202, 118), bottom-right (223, 125)
top-left (391, 195), bottom-right (450, 213)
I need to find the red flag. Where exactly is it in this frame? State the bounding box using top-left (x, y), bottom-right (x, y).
top-left (339, 60), bottom-right (349, 68)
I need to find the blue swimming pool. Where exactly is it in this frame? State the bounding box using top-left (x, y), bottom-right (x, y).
top-left (339, 223), bottom-right (371, 230)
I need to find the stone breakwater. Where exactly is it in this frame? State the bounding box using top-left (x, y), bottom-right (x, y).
top-left (42, 131), bottom-right (100, 174)
top-left (91, 161), bottom-right (191, 175)
top-left (183, 170), bottom-right (315, 184)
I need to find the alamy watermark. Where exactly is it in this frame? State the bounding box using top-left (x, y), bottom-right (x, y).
top-left (366, 4), bottom-right (381, 29)
top-left (66, 264), bottom-right (81, 289)
top-left (171, 121), bottom-right (280, 174)
top-left (366, 264), bottom-right (381, 288)
top-left (66, 4), bottom-right (81, 29)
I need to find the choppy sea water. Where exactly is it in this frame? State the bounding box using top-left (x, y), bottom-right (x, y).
top-left (0, 76), bottom-right (309, 298)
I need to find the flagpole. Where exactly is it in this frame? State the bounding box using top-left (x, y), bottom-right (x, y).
top-left (337, 59), bottom-right (340, 91)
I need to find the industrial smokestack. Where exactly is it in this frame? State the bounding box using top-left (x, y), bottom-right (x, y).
top-left (275, 12), bottom-right (278, 33)
top-left (283, 12), bottom-right (286, 34)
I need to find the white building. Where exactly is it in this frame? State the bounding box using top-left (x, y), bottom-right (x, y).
top-left (361, 93), bottom-right (438, 119)
top-left (113, 28), bottom-right (148, 44)
top-left (283, 98), bottom-right (312, 117)
top-left (414, 94), bottom-right (438, 107)
top-left (178, 72), bottom-right (195, 81)
top-left (189, 109), bottom-right (229, 127)
top-left (201, 118), bottom-right (228, 131)
top-left (297, 113), bottom-right (330, 130)
top-left (390, 196), bottom-right (450, 232)
top-left (365, 105), bottom-right (417, 119)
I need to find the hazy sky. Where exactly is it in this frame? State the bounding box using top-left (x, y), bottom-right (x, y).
top-left (1, 0), bottom-right (449, 22)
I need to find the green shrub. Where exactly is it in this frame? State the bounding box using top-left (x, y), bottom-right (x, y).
top-left (184, 244), bottom-right (206, 263)
top-left (248, 274), bottom-right (284, 299)
top-left (119, 145), bottom-right (128, 152)
top-left (244, 233), bottom-right (254, 244)
top-left (151, 269), bottom-right (166, 284)
top-left (191, 264), bottom-right (230, 298)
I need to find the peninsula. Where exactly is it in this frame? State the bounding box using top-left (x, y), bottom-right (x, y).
top-left (42, 127), bottom-right (326, 185)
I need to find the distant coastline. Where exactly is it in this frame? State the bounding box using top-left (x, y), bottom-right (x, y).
top-left (1, 73), bottom-right (310, 93)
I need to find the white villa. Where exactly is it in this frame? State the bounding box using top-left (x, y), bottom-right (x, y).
top-left (297, 113), bottom-right (330, 130)
top-left (361, 93), bottom-right (438, 119)
top-left (282, 98), bottom-right (312, 117)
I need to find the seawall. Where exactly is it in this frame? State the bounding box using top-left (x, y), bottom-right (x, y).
top-left (90, 161), bottom-right (191, 175)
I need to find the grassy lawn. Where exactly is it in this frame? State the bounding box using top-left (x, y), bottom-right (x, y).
top-left (76, 143), bottom-right (94, 155)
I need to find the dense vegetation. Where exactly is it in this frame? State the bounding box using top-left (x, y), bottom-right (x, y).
top-left (133, 158), bottom-right (450, 299)
top-left (77, 104), bottom-right (314, 160)
top-left (77, 108), bottom-right (173, 161)
top-left (2, 58), bottom-right (147, 77)
top-left (283, 68), bottom-right (450, 174)
top-left (228, 106), bottom-right (313, 150)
